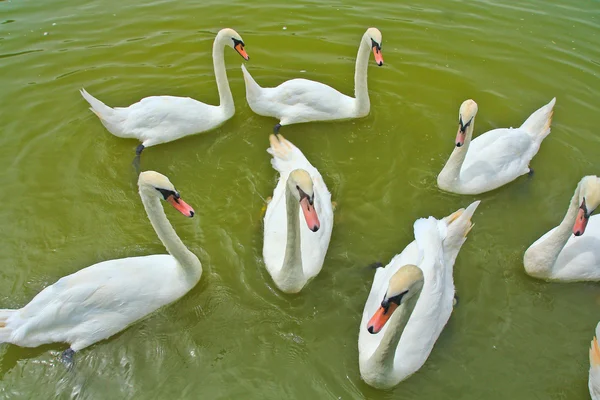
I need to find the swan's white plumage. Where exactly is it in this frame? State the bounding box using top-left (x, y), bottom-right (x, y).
top-left (359, 201), bottom-right (479, 388)
top-left (0, 171), bottom-right (201, 353)
top-left (263, 135), bottom-right (333, 292)
top-left (80, 28), bottom-right (247, 149)
top-left (438, 98), bottom-right (555, 195)
top-left (241, 27), bottom-right (382, 128)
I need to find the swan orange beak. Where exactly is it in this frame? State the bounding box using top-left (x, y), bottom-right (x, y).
top-left (456, 124), bottom-right (466, 147)
top-left (373, 47), bottom-right (384, 66)
top-left (235, 43), bottom-right (249, 61)
top-left (300, 197), bottom-right (320, 232)
top-left (574, 204), bottom-right (589, 236)
top-left (367, 303), bottom-right (399, 334)
top-left (167, 195), bottom-right (195, 218)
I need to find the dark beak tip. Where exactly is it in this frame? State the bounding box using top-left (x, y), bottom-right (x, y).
top-left (377, 61), bottom-right (383, 66)
top-left (311, 225), bottom-right (319, 232)
top-left (367, 325), bottom-right (375, 334)
top-left (574, 231), bottom-right (582, 236)
top-left (189, 211), bottom-right (195, 218)
top-left (456, 142), bottom-right (462, 147)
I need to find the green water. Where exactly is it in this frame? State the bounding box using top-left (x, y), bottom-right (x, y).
top-left (1, 0), bottom-right (600, 398)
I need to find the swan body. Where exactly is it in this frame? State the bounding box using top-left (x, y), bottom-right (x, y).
top-left (0, 171), bottom-right (201, 360)
top-left (437, 98), bottom-right (556, 195)
top-left (524, 176), bottom-right (600, 281)
top-left (590, 322), bottom-right (600, 400)
top-left (80, 28), bottom-right (249, 154)
top-left (241, 28), bottom-right (383, 132)
top-left (359, 201), bottom-right (480, 388)
top-left (263, 134), bottom-right (333, 293)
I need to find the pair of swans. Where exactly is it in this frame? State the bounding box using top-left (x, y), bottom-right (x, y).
top-left (0, 172), bottom-right (200, 364)
top-left (359, 201), bottom-right (480, 388)
top-left (80, 27), bottom-right (383, 157)
top-left (438, 97), bottom-right (556, 195)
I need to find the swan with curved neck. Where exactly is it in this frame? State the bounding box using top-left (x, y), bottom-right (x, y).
top-left (263, 134), bottom-right (333, 293)
top-left (437, 97), bottom-right (555, 195)
top-left (359, 201), bottom-right (480, 389)
top-left (241, 28), bottom-right (383, 134)
top-left (524, 176), bottom-right (600, 281)
top-left (0, 171), bottom-right (201, 365)
top-left (80, 28), bottom-right (249, 162)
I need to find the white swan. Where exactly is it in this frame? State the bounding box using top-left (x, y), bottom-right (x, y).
top-left (241, 27), bottom-right (383, 134)
top-left (263, 134), bottom-right (333, 293)
top-left (80, 28), bottom-right (249, 160)
top-left (0, 171), bottom-right (201, 364)
top-left (358, 201), bottom-right (480, 389)
top-left (523, 175), bottom-right (600, 281)
top-left (437, 98), bottom-right (556, 195)
top-left (590, 322), bottom-right (600, 399)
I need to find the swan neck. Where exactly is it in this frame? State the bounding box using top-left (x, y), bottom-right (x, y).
top-left (140, 191), bottom-right (202, 284)
top-left (524, 185), bottom-right (580, 277)
top-left (213, 37), bottom-right (234, 117)
top-left (354, 36), bottom-right (371, 114)
top-left (438, 122), bottom-right (474, 186)
top-left (280, 182), bottom-right (304, 284)
top-left (370, 289), bottom-right (421, 373)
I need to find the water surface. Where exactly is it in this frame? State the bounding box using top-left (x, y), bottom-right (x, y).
top-left (1, 0), bottom-right (600, 398)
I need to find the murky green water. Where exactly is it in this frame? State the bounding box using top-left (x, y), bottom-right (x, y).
top-left (1, 0), bottom-right (600, 398)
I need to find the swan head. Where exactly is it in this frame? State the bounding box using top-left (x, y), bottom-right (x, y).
top-left (217, 28), bottom-right (249, 61)
top-left (364, 27), bottom-right (383, 66)
top-left (287, 169), bottom-right (320, 232)
top-left (456, 99), bottom-right (478, 147)
top-left (574, 176), bottom-right (600, 236)
top-left (366, 264), bottom-right (424, 334)
top-left (138, 171), bottom-right (195, 218)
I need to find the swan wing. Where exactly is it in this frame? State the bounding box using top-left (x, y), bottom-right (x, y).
top-left (257, 79), bottom-right (356, 123)
top-left (460, 128), bottom-right (533, 187)
top-left (11, 255), bottom-right (182, 348)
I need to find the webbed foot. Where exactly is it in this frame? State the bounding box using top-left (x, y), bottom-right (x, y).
top-left (61, 348), bottom-right (75, 369)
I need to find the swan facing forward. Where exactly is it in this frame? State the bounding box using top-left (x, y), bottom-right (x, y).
top-left (263, 134), bottom-right (333, 293)
top-left (359, 201), bottom-right (479, 389)
top-left (80, 28), bottom-right (249, 161)
top-left (0, 171), bottom-right (201, 364)
top-left (524, 175), bottom-right (600, 281)
top-left (437, 98), bottom-right (555, 195)
top-left (241, 27), bottom-right (383, 134)
top-left (590, 322), bottom-right (600, 399)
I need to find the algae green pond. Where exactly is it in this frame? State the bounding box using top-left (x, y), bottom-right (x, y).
top-left (1, 0), bottom-right (600, 398)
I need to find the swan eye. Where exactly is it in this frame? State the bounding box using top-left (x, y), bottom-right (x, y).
top-left (232, 38), bottom-right (245, 47)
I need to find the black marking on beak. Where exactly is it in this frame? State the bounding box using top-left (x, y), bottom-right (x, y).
top-left (232, 38), bottom-right (245, 48)
top-left (371, 38), bottom-right (381, 51)
top-left (296, 186), bottom-right (314, 206)
top-left (459, 116), bottom-right (473, 134)
top-left (380, 290), bottom-right (408, 314)
top-left (156, 188), bottom-right (180, 202)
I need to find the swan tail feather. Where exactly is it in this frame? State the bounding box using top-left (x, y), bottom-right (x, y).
top-left (519, 97), bottom-right (556, 141)
top-left (268, 134), bottom-right (308, 174)
top-left (241, 64), bottom-right (262, 102)
top-left (441, 200), bottom-right (480, 261)
top-left (0, 309), bottom-right (17, 343)
top-left (414, 217), bottom-right (446, 267)
top-left (80, 88), bottom-right (115, 120)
